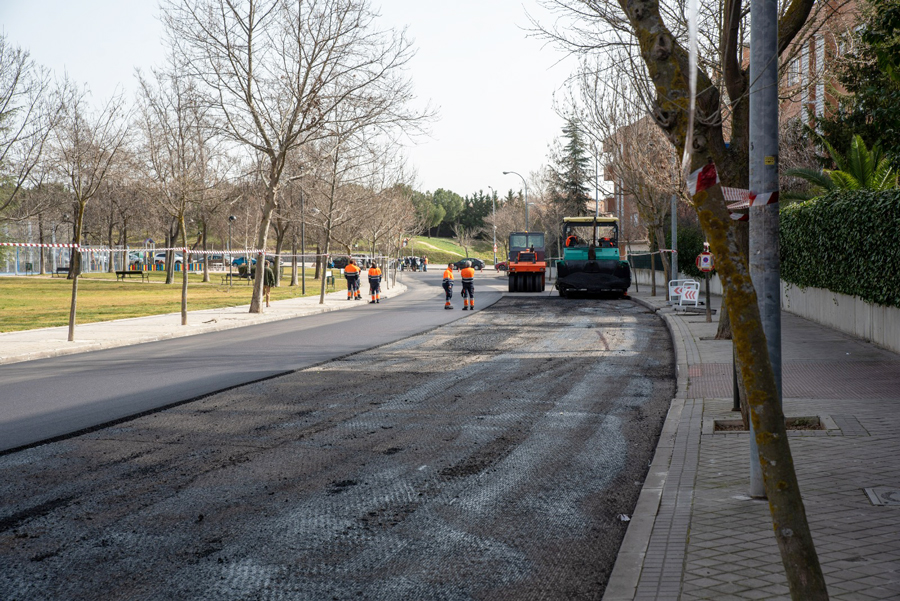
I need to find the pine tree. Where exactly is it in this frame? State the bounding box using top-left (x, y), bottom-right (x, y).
top-left (548, 118), bottom-right (593, 216)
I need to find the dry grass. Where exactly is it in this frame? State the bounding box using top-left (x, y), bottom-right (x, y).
top-left (0, 271), bottom-right (342, 332)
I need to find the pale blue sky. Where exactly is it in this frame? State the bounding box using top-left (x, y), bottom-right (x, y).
top-left (1, 0), bottom-right (574, 196)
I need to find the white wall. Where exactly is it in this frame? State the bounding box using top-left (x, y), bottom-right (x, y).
top-left (633, 269), bottom-right (900, 354)
top-left (781, 283), bottom-right (900, 355)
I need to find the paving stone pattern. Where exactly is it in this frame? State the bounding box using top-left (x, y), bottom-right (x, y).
top-left (684, 398), bottom-right (900, 600)
top-left (617, 296), bottom-right (900, 601)
top-left (689, 362), bottom-right (900, 400)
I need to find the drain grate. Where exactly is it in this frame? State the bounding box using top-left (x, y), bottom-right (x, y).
top-left (864, 488), bottom-right (900, 506)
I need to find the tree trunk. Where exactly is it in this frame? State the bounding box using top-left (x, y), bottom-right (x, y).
top-left (716, 221), bottom-right (747, 339)
top-left (314, 245), bottom-right (321, 280)
top-left (274, 226), bottom-right (287, 287)
top-left (202, 222), bottom-right (210, 283)
top-left (67, 200), bottom-right (87, 339)
top-left (38, 215), bottom-right (46, 275)
top-left (250, 175), bottom-right (279, 314)
top-left (655, 223), bottom-right (671, 284)
top-left (695, 182), bottom-right (827, 599)
top-left (622, 0), bottom-right (828, 593)
top-left (107, 204), bottom-right (116, 273)
top-left (165, 225), bottom-right (176, 285)
top-left (318, 219), bottom-right (334, 306)
top-left (179, 217), bottom-right (189, 326)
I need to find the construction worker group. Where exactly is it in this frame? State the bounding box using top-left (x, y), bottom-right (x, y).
top-left (343, 259), bottom-right (382, 304)
top-left (343, 257), bottom-right (476, 310)
top-left (443, 260), bottom-right (475, 310)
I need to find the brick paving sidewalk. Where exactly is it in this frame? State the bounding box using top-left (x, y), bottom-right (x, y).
top-left (606, 290), bottom-right (900, 600)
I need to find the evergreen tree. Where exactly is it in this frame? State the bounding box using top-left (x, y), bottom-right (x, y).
top-left (548, 118), bottom-right (593, 216)
top-left (818, 0), bottom-right (900, 169)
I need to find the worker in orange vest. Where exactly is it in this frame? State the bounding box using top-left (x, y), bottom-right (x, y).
top-left (367, 261), bottom-right (382, 304)
top-left (344, 259), bottom-right (361, 300)
top-left (460, 260), bottom-right (476, 310)
top-left (442, 262), bottom-right (455, 309)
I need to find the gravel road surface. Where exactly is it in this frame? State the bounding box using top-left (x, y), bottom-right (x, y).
top-left (0, 296), bottom-right (674, 600)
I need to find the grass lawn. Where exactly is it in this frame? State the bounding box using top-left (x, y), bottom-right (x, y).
top-left (0, 271), bottom-right (343, 332)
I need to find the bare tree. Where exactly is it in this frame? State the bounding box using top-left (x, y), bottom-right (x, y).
top-left (0, 34), bottom-right (61, 219)
top-left (163, 0), bottom-right (428, 313)
top-left (136, 58), bottom-right (222, 325)
top-left (52, 80), bottom-right (129, 341)
top-left (575, 76), bottom-right (683, 284)
top-left (533, 0), bottom-right (830, 595)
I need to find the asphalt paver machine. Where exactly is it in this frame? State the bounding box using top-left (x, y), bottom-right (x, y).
top-left (555, 216), bottom-right (631, 297)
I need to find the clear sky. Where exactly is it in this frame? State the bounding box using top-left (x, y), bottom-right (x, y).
top-left (1, 0), bottom-right (574, 197)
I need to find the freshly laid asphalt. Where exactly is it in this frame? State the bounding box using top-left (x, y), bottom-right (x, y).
top-left (2, 270), bottom-right (899, 600)
top-left (0, 273), bottom-right (504, 452)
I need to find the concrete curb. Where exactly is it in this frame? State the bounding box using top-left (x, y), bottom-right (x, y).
top-left (603, 295), bottom-right (690, 600)
top-left (0, 284), bottom-right (407, 365)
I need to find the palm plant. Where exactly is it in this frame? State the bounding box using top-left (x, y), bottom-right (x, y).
top-left (784, 134), bottom-right (898, 201)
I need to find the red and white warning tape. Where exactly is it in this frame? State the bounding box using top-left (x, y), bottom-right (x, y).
top-left (0, 242), bottom-right (79, 248)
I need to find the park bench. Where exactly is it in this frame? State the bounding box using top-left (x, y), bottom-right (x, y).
top-left (221, 272), bottom-right (252, 285)
top-left (53, 267), bottom-right (69, 277)
top-left (116, 270), bottom-right (149, 282)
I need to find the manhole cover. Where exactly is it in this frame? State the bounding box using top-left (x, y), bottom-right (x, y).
top-left (864, 488), bottom-right (900, 506)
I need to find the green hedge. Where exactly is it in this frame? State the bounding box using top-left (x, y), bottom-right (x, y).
top-left (781, 189), bottom-right (900, 308)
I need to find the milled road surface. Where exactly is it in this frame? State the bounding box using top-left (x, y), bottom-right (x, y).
top-left (0, 296), bottom-right (674, 600)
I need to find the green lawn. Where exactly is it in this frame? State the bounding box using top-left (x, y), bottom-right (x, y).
top-left (0, 271), bottom-right (342, 332)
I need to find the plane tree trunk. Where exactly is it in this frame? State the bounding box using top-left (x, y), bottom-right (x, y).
top-left (621, 0), bottom-right (828, 596)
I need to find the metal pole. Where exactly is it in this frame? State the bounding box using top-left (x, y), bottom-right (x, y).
top-left (748, 0), bottom-right (781, 499)
top-left (301, 183), bottom-right (306, 295)
top-left (488, 185), bottom-right (497, 266)
top-left (525, 186), bottom-right (529, 232)
top-left (671, 195), bottom-right (678, 283)
top-left (595, 151), bottom-right (599, 218)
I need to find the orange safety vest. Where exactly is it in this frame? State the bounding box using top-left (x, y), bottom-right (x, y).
top-left (460, 267), bottom-right (476, 283)
top-left (345, 264), bottom-right (360, 276)
top-left (442, 268), bottom-right (454, 283)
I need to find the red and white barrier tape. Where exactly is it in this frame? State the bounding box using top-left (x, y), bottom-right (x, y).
top-left (0, 242), bottom-right (79, 248)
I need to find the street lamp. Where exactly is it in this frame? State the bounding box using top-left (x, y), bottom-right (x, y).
top-left (487, 185), bottom-right (497, 266)
top-left (289, 173), bottom-right (306, 294)
top-left (228, 215), bottom-right (236, 286)
top-left (502, 171), bottom-right (528, 231)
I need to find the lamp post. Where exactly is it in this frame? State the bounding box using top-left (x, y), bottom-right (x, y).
top-left (487, 185), bottom-right (497, 266)
top-left (228, 215), bottom-right (236, 286)
top-left (502, 171), bottom-right (528, 231)
top-left (288, 173), bottom-right (306, 294)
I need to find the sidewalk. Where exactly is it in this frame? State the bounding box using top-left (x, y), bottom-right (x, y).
top-left (606, 290), bottom-right (900, 600)
top-left (0, 283), bottom-right (406, 365)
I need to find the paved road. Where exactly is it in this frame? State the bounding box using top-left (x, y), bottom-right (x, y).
top-left (0, 295), bottom-right (674, 600)
top-left (0, 274), bottom-right (503, 453)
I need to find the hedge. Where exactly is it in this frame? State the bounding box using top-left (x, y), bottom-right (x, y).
top-left (780, 189), bottom-right (900, 308)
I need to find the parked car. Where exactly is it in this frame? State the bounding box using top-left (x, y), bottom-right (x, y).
top-left (154, 251), bottom-right (183, 265)
top-left (230, 256), bottom-right (268, 267)
top-left (453, 258), bottom-right (485, 271)
top-left (495, 261), bottom-right (508, 272)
